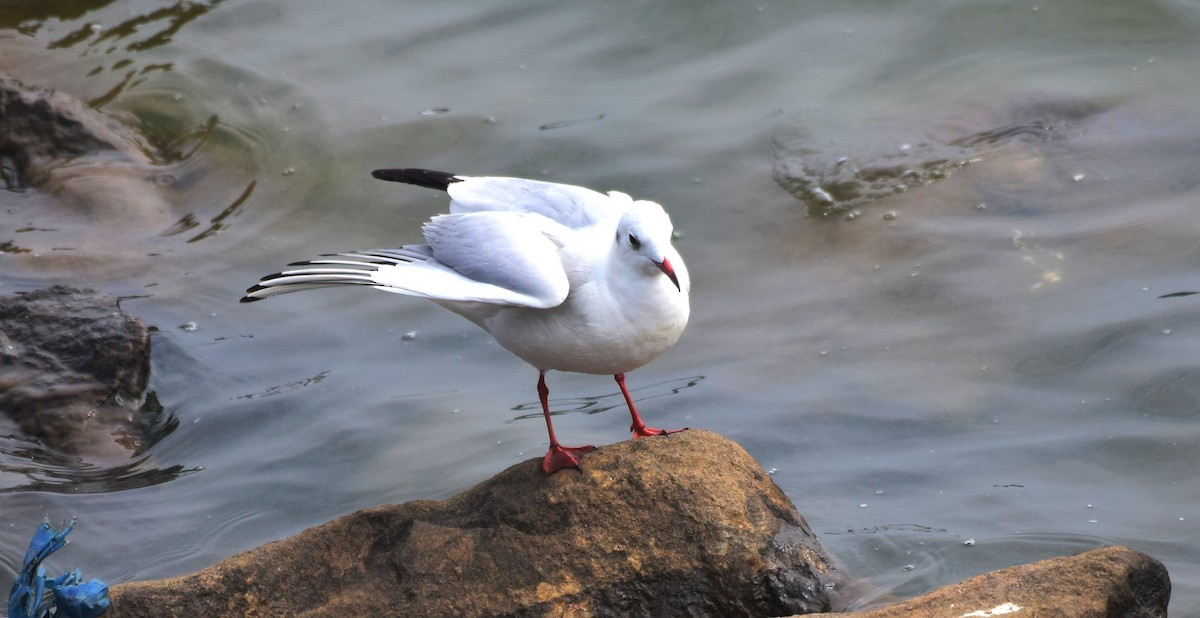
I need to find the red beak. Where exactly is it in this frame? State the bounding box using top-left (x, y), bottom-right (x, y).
top-left (656, 257), bottom-right (681, 292)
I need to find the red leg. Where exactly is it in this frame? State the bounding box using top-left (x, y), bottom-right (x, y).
top-left (615, 373), bottom-right (687, 438)
top-left (538, 372), bottom-right (595, 474)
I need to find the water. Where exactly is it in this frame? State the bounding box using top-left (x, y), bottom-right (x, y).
top-left (2, 1), bottom-right (1199, 613)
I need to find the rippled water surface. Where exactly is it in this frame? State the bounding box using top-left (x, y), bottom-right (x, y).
top-left (3, 1), bottom-right (1200, 612)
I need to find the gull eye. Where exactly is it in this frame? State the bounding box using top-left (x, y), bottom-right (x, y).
top-left (627, 233), bottom-right (642, 249)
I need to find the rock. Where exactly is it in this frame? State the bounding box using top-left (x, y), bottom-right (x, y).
top-left (0, 75), bottom-right (148, 191)
top-left (106, 430), bottom-right (842, 617)
top-left (804, 545), bottom-right (1169, 618)
top-left (1, 75), bottom-right (175, 274)
top-left (0, 286), bottom-right (151, 458)
top-left (771, 94), bottom-right (1107, 217)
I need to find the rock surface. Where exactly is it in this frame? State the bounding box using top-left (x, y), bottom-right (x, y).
top-left (0, 286), bottom-right (151, 458)
top-left (107, 430), bottom-right (841, 617)
top-left (102, 427), bottom-right (1172, 617)
top-left (808, 545), bottom-right (1169, 618)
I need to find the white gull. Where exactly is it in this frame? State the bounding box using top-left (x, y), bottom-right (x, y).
top-left (242, 168), bottom-right (691, 473)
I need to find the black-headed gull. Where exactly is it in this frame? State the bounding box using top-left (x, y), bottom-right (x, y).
top-left (241, 169), bottom-right (690, 474)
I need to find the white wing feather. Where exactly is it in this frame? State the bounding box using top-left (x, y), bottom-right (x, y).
top-left (244, 212), bottom-right (571, 309)
top-left (448, 176), bottom-right (630, 229)
top-left (416, 211), bottom-right (570, 307)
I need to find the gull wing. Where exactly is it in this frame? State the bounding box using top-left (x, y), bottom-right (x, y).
top-left (419, 211), bottom-right (571, 307)
top-left (446, 176), bottom-right (629, 230)
top-left (242, 212), bottom-right (571, 309)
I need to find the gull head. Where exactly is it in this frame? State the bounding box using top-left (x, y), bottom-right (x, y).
top-left (613, 200), bottom-right (688, 294)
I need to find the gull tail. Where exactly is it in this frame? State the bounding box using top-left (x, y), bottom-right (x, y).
top-left (371, 168), bottom-right (462, 191)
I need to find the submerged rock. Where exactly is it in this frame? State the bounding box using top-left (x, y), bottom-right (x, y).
top-left (0, 75), bottom-right (149, 191)
top-left (107, 430), bottom-right (842, 617)
top-left (808, 545), bottom-right (1169, 618)
top-left (0, 75), bottom-right (176, 273)
top-left (0, 286), bottom-right (151, 458)
top-left (772, 94), bottom-right (1107, 217)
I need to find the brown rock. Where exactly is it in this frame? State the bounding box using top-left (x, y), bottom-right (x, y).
top-left (107, 430), bottom-right (841, 617)
top-left (0, 75), bottom-right (147, 191)
top-left (0, 286), bottom-right (150, 458)
top-left (805, 545), bottom-right (1169, 618)
top-left (0, 75), bottom-right (176, 274)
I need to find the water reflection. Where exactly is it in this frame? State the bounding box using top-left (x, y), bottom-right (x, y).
top-left (159, 178), bottom-right (257, 243)
top-left (824, 524), bottom-right (949, 536)
top-left (0, 2), bottom-right (117, 31)
top-left (1, 446), bottom-right (200, 494)
top-left (1014, 323), bottom-right (1143, 377)
top-left (1134, 369), bottom-right (1200, 420)
top-left (0, 386), bottom-right (200, 494)
top-left (509, 375), bottom-right (704, 421)
top-left (13, 1), bottom-right (222, 52)
top-left (1, 434), bottom-right (199, 495)
top-left (236, 370), bottom-right (331, 401)
top-left (7, 0), bottom-right (225, 110)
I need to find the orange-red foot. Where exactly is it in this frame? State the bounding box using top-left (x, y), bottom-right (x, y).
top-left (541, 444), bottom-right (596, 474)
top-left (631, 425), bottom-right (689, 439)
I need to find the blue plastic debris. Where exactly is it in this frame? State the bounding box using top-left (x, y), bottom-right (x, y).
top-left (7, 519), bottom-right (109, 618)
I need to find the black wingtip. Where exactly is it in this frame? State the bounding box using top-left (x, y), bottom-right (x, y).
top-left (371, 168), bottom-right (462, 191)
top-left (240, 285), bottom-right (269, 303)
top-left (1159, 291), bottom-right (1199, 299)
